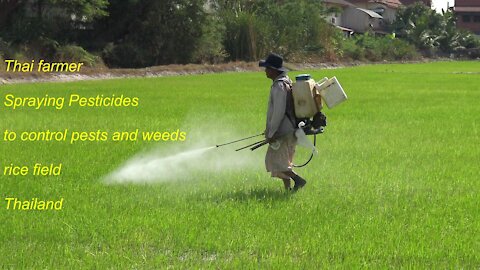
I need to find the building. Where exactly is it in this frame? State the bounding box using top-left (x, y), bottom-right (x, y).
top-left (453, 0), bottom-right (480, 35)
top-left (324, 0), bottom-right (356, 26)
top-left (322, 0), bottom-right (437, 35)
top-left (342, 7), bottom-right (384, 33)
top-left (400, 0), bottom-right (432, 6)
top-left (323, 0), bottom-right (357, 35)
top-left (348, 0), bottom-right (402, 23)
top-left (333, 0), bottom-right (403, 33)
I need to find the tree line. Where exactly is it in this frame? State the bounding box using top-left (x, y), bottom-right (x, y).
top-left (0, 0), bottom-right (478, 68)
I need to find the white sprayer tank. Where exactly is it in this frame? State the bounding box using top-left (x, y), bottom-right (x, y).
top-left (292, 74), bottom-right (318, 118)
top-left (315, 76), bottom-right (348, 109)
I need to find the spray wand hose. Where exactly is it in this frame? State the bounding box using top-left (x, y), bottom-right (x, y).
top-left (234, 133), bottom-right (319, 168)
top-left (234, 140), bottom-right (267, 151)
top-left (217, 130), bottom-right (318, 168)
top-left (215, 133), bottom-right (264, 148)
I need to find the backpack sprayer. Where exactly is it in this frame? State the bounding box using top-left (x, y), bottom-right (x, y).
top-left (217, 74), bottom-right (348, 167)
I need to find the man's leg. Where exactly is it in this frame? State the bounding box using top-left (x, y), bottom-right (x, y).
top-left (282, 178), bottom-right (291, 190)
top-left (283, 171), bottom-right (307, 191)
top-left (274, 172), bottom-right (292, 190)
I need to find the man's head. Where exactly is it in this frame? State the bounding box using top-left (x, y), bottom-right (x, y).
top-left (264, 66), bottom-right (282, 80)
top-left (259, 53), bottom-right (287, 80)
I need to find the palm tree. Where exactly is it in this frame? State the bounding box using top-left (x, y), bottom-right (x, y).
top-left (393, 2), bottom-right (479, 55)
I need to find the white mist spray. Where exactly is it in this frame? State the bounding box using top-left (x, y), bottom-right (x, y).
top-left (104, 141), bottom-right (263, 184)
top-left (104, 146), bottom-right (212, 183)
top-left (103, 119), bottom-right (268, 184)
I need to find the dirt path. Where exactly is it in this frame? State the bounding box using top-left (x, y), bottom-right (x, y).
top-left (0, 60), bottom-right (438, 84)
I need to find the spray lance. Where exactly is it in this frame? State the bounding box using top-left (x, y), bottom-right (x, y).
top-left (232, 122), bottom-right (324, 168)
top-left (215, 132), bottom-right (265, 148)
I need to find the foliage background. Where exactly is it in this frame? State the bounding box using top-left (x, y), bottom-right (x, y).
top-left (0, 0), bottom-right (478, 67)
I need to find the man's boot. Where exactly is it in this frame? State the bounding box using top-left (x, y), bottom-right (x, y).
top-left (292, 175), bottom-right (307, 191)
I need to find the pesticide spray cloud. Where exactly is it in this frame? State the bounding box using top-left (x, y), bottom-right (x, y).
top-left (103, 125), bottom-right (264, 184)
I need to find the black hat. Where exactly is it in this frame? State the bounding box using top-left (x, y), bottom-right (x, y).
top-left (259, 53), bottom-right (287, 72)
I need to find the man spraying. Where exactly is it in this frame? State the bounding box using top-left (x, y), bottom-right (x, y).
top-left (259, 53), bottom-right (307, 191)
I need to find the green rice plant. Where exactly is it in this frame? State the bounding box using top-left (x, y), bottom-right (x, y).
top-left (0, 61), bottom-right (478, 268)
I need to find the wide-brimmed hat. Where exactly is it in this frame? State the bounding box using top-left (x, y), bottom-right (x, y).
top-left (259, 53), bottom-right (287, 72)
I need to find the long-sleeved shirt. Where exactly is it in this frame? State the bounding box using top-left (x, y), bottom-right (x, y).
top-left (265, 73), bottom-right (295, 139)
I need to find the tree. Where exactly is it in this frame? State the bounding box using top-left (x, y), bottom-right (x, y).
top-left (0, 0), bottom-right (24, 29)
top-left (393, 2), bottom-right (479, 55)
top-left (0, 0), bottom-right (108, 43)
top-left (211, 0), bottom-right (335, 61)
top-left (98, 0), bottom-right (207, 67)
top-left (0, 0), bottom-right (108, 62)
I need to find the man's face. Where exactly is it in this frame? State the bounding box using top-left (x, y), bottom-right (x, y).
top-left (265, 67), bottom-right (277, 80)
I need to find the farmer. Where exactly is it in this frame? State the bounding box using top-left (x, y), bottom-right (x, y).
top-left (259, 53), bottom-right (307, 191)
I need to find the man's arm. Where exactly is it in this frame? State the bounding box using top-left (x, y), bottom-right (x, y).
top-left (266, 82), bottom-right (287, 139)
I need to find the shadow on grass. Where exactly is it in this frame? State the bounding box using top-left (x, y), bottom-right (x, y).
top-left (208, 187), bottom-right (294, 203)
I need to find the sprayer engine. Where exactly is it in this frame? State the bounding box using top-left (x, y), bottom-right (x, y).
top-left (296, 112), bottom-right (327, 135)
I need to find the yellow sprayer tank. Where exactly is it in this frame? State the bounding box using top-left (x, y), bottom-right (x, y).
top-left (292, 74), bottom-right (319, 118)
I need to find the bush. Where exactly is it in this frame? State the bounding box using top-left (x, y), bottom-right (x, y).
top-left (102, 42), bottom-right (151, 68)
top-left (0, 38), bottom-right (13, 59)
top-left (222, 11), bottom-right (270, 61)
top-left (217, 0), bottom-right (334, 62)
top-left (340, 34), bottom-right (419, 61)
top-left (54, 45), bottom-right (99, 67)
top-left (0, 39), bottom-right (6, 70)
top-left (389, 39), bottom-right (419, 60)
top-left (27, 37), bottom-right (59, 60)
top-left (340, 38), bottom-right (365, 60)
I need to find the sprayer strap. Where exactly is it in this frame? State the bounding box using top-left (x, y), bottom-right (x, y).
top-left (313, 86), bottom-right (322, 113)
top-left (280, 79), bottom-right (297, 128)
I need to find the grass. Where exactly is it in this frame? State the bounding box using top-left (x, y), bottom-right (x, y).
top-left (0, 61), bottom-right (479, 268)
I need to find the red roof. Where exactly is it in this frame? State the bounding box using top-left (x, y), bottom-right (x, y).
top-left (323, 0), bottom-right (356, 7)
top-left (375, 0), bottom-right (402, 8)
top-left (400, 0), bottom-right (432, 6)
top-left (455, 0), bottom-right (480, 7)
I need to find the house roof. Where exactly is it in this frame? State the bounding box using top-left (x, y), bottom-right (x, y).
top-left (323, 0), bottom-right (356, 7)
top-left (336, 25), bottom-right (355, 32)
top-left (370, 0), bottom-right (402, 8)
top-left (357, 7), bottom-right (384, 18)
top-left (453, 6), bottom-right (480, 12)
top-left (349, 0), bottom-right (403, 8)
top-left (400, 0), bottom-right (431, 6)
top-left (455, 0), bottom-right (480, 7)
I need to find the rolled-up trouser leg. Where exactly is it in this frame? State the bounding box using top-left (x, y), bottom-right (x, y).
top-left (265, 132), bottom-right (296, 178)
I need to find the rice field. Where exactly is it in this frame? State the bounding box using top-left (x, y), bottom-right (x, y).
top-left (0, 61), bottom-right (479, 268)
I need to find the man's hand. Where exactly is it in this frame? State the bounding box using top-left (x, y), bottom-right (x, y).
top-left (266, 137), bottom-right (276, 144)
